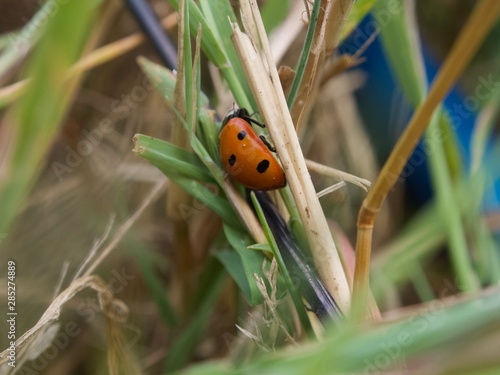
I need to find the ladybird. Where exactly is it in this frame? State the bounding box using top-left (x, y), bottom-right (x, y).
top-left (219, 107), bottom-right (286, 190)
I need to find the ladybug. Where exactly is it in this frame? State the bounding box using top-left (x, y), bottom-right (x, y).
top-left (219, 107), bottom-right (286, 190)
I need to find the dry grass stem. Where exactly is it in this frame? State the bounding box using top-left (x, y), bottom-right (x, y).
top-left (83, 179), bottom-right (167, 276)
top-left (320, 27), bottom-right (378, 87)
top-left (316, 181), bottom-right (346, 199)
top-left (223, 179), bottom-right (266, 243)
top-left (74, 216), bottom-right (115, 280)
top-left (254, 266), bottom-right (298, 346)
top-left (239, 0), bottom-right (260, 52)
top-left (0, 79), bottom-right (28, 105)
top-left (0, 275), bottom-right (128, 366)
top-left (305, 158), bottom-right (371, 191)
top-left (231, 1), bottom-right (351, 311)
top-left (352, 0), bottom-right (500, 317)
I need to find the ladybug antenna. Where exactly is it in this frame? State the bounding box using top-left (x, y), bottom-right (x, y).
top-left (241, 109), bottom-right (266, 128)
top-left (222, 106), bottom-right (266, 128)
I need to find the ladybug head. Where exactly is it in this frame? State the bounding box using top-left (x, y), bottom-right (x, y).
top-left (222, 106), bottom-right (251, 126)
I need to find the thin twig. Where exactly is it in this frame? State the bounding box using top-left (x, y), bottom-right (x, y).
top-left (306, 158), bottom-right (371, 191)
top-left (83, 180), bottom-right (167, 277)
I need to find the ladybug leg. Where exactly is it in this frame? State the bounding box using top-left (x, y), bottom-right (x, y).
top-left (259, 135), bottom-right (276, 152)
top-left (245, 116), bottom-right (266, 128)
top-left (242, 109), bottom-right (266, 128)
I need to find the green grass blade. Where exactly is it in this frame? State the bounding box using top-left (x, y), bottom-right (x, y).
top-left (0, 0), bottom-right (102, 236)
top-left (134, 134), bottom-right (242, 228)
top-left (375, 0), bottom-right (426, 106)
top-left (214, 249), bottom-right (253, 302)
top-left (168, 0), bottom-right (251, 107)
top-left (0, 30), bottom-right (16, 50)
top-left (469, 90), bottom-right (500, 284)
top-left (409, 262), bottom-right (436, 302)
top-left (221, 224), bottom-right (268, 305)
top-left (133, 134), bottom-right (213, 182)
top-left (182, 0), bottom-right (194, 127)
top-left (132, 242), bottom-right (177, 327)
top-left (425, 114), bottom-right (478, 291)
top-left (279, 187), bottom-right (309, 256)
top-left (286, 0), bottom-right (321, 109)
top-left (198, 108), bottom-right (220, 163)
top-left (164, 258), bottom-right (226, 372)
top-left (138, 58), bottom-right (226, 187)
top-left (198, 0), bottom-right (247, 94)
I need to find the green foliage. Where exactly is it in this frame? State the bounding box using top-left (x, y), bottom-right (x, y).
top-left (179, 291), bottom-right (500, 374)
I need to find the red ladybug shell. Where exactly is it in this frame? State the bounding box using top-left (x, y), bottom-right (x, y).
top-left (219, 117), bottom-right (286, 190)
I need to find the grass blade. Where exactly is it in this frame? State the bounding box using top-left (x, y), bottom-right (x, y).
top-left (0, 0), bottom-right (102, 236)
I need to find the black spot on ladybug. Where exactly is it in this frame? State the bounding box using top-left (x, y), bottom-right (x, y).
top-left (237, 131), bottom-right (247, 140)
top-left (256, 159), bottom-right (270, 174)
top-left (228, 154), bottom-right (236, 166)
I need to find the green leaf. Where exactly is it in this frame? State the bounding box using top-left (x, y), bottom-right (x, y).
top-left (134, 134), bottom-right (212, 182)
top-left (198, 0), bottom-right (246, 86)
top-left (222, 224), bottom-right (268, 305)
top-left (182, 0), bottom-right (195, 128)
top-left (134, 134), bottom-right (243, 229)
top-left (138, 56), bottom-right (209, 115)
top-left (375, 0), bottom-right (426, 106)
top-left (286, 0), bottom-right (321, 109)
top-left (214, 249), bottom-right (252, 301)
